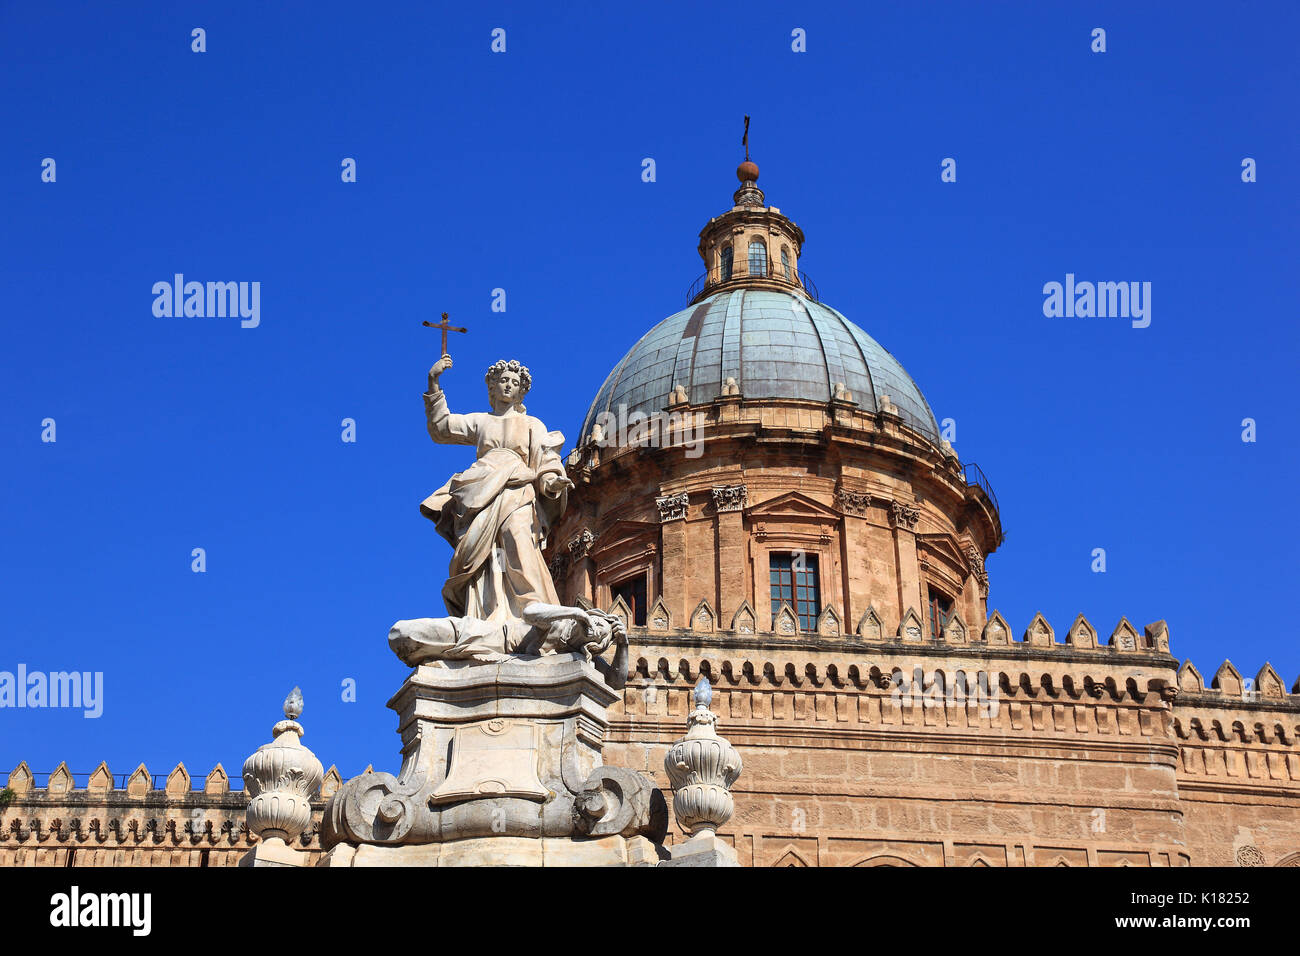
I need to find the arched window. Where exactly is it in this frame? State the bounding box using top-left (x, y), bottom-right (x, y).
top-left (748, 239), bottom-right (767, 277)
top-left (780, 246), bottom-right (792, 279)
top-left (719, 245), bottom-right (733, 282)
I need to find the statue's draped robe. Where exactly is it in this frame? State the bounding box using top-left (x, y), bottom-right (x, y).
top-left (420, 388), bottom-right (567, 624)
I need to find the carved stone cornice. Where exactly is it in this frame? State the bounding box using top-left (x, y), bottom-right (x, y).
top-left (566, 529), bottom-right (595, 560)
top-left (888, 499), bottom-right (920, 531)
top-left (656, 492), bottom-right (690, 523)
top-left (966, 544), bottom-right (989, 597)
top-left (834, 486), bottom-right (871, 516)
top-left (710, 484), bottom-right (747, 513)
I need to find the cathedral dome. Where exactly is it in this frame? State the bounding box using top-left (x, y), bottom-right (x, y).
top-left (579, 288), bottom-right (940, 445)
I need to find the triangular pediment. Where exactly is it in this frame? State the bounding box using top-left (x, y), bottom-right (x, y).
top-left (730, 600), bottom-right (757, 635)
top-left (1066, 614), bottom-right (1097, 650)
top-left (816, 605), bottom-right (842, 637)
top-left (745, 491), bottom-right (840, 522)
top-left (916, 533), bottom-right (967, 569)
top-left (1108, 616), bottom-right (1140, 652)
top-left (126, 763), bottom-right (151, 795)
top-left (898, 607), bottom-right (924, 643)
top-left (48, 761), bottom-right (73, 794)
top-left (771, 845), bottom-right (812, 867)
top-left (1144, 620), bottom-right (1171, 652)
top-left (690, 599), bottom-right (716, 634)
top-left (647, 596), bottom-right (672, 632)
top-left (607, 595), bottom-right (634, 630)
top-left (772, 602), bottom-right (800, 637)
top-left (165, 762), bottom-right (190, 795)
top-left (1023, 612), bottom-right (1055, 646)
top-left (6, 761), bottom-right (32, 794)
top-left (1255, 663), bottom-right (1284, 698)
top-left (855, 606), bottom-right (883, 641)
top-left (588, 520), bottom-right (658, 556)
top-left (1177, 660), bottom-right (1204, 693)
top-left (88, 761), bottom-right (113, 792)
top-left (204, 764), bottom-right (231, 795)
top-left (982, 610), bottom-right (1010, 645)
top-left (320, 765), bottom-right (342, 799)
top-left (1212, 660), bottom-right (1243, 696)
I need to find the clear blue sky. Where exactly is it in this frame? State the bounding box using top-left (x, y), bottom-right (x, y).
top-left (2, 2), bottom-right (1296, 784)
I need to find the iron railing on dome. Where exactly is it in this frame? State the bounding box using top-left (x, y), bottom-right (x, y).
top-left (858, 394), bottom-right (1000, 523)
top-left (963, 462), bottom-right (1000, 517)
top-left (686, 263), bottom-right (819, 304)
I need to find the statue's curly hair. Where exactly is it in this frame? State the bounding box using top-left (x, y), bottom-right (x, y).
top-left (484, 359), bottom-right (532, 410)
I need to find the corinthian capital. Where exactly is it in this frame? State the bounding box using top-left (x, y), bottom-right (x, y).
top-left (888, 499), bottom-right (920, 530)
top-left (710, 484), bottom-right (747, 513)
top-left (656, 491), bottom-right (690, 522)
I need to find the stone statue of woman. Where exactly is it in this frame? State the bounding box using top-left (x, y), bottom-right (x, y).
top-left (419, 353), bottom-right (573, 626)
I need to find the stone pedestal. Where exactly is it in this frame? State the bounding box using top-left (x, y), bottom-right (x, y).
top-left (319, 833), bottom-right (663, 867)
top-left (239, 836), bottom-right (311, 868)
top-left (661, 831), bottom-right (740, 868)
top-left (322, 653), bottom-right (668, 865)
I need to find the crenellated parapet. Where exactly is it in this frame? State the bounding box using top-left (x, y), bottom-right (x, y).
top-left (0, 760), bottom-right (346, 867)
top-left (612, 625), bottom-right (1183, 750)
top-left (1166, 659), bottom-right (1300, 795)
top-left (606, 611), bottom-right (1185, 747)
top-left (613, 607), bottom-right (1177, 660)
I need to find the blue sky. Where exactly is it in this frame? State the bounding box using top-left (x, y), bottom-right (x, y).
top-left (1, 2), bottom-right (1297, 784)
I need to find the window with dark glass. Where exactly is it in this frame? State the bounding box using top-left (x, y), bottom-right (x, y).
top-left (770, 552), bottom-right (820, 631)
top-left (748, 240), bottom-right (767, 277)
top-left (927, 587), bottom-right (953, 641)
top-left (610, 574), bottom-right (647, 627)
top-left (719, 246), bottom-right (733, 282)
top-left (781, 247), bottom-right (792, 278)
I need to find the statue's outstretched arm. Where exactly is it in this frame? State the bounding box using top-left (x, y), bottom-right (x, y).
top-left (424, 354), bottom-right (475, 446)
top-left (521, 602), bottom-right (592, 630)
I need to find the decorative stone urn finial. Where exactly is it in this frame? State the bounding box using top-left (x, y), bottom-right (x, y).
top-left (242, 687), bottom-right (324, 855)
top-left (664, 676), bottom-right (742, 840)
top-left (283, 685), bottom-right (304, 720)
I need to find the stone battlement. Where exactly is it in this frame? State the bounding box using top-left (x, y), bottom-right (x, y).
top-left (0, 761), bottom-right (343, 868)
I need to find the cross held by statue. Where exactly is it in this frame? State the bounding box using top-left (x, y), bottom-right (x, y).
top-left (422, 312), bottom-right (468, 355)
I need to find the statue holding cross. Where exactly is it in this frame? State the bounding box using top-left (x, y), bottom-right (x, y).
top-left (410, 317), bottom-right (574, 645)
